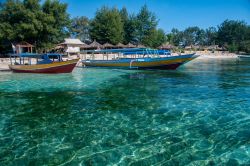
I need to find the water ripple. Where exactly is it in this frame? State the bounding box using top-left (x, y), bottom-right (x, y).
top-left (0, 59), bottom-right (250, 165)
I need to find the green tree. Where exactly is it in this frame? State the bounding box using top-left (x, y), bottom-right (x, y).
top-left (217, 20), bottom-right (248, 52)
top-left (40, 0), bottom-right (70, 50)
top-left (119, 7), bottom-right (129, 43)
top-left (182, 26), bottom-right (203, 46)
top-left (90, 6), bottom-right (124, 44)
top-left (0, 0), bottom-right (70, 52)
top-left (135, 5), bottom-right (158, 46)
top-left (119, 7), bottom-right (137, 44)
top-left (70, 16), bottom-right (90, 42)
top-left (204, 27), bottom-right (217, 45)
top-left (169, 28), bottom-right (183, 46)
top-left (143, 28), bottom-right (166, 48)
top-left (0, 0), bottom-right (28, 41)
top-left (124, 15), bottom-right (138, 44)
top-left (238, 25), bottom-right (250, 53)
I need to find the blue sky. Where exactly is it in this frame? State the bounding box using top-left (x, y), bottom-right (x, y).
top-left (60, 0), bottom-right (250, 32)
top-left (8, 0), bottom-right (250, 31)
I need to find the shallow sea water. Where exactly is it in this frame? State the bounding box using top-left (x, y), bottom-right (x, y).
top-left (0, 58), bottom-right (250, 165)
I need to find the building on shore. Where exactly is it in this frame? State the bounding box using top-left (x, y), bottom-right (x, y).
top-left (158, 43), bottom-right (175, 50)
top-left (85, 40), bottom-right (103, 50)
top-left (13, 41), bottom-right (34, 54)
top-left (59, 38), bottom-right (87, 56)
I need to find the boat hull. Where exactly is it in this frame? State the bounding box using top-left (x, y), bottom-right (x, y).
top-left (238, 55), bottom-right (250, 60)
top-left (9, 59), bottom-right (79, 73)
top-left (82, 54), bottom-right (198, 70)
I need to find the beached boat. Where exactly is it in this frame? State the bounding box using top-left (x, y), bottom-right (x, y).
top-left (238, 55), bottom-right (250, 60)
top-left (9, 53), bottom-right (79, 73)
top-left (81, 48), bottom-right (199, 70)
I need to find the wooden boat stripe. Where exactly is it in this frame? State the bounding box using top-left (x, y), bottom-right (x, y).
top-left (83, 57), bottom-right (195, 67)
top-left (10, 59), bottom-right (79, 70)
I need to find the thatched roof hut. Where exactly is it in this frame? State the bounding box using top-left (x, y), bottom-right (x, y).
top-left (204, 45), bottom-right (226, 51)
top-left (103, 43), bottom-right (114, 49)
top-left (126, 43), bottom-right (136, 48)
top-left (87, 40), bottom-right (103, 49)
top-left (158, 44), bottom-right (175, 50)
top-left (116, 43), bottom-right (126, 48)
top-left (13, 41), bottom-right (34, 54)
top-left (136, 44), bottom-right (146, 48)
top-left (184, 45), bottom-right (193, 50)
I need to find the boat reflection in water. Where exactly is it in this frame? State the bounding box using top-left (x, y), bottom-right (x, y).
top-left (82, 48), bottom-right (199, 70)
top-left (9, 53), bottom-right (79, 74)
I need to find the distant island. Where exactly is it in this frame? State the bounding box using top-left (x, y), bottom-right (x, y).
top-left (0, 0), bottom-right (249, 56)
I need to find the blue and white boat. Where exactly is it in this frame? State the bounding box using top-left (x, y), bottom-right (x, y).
top-left (238, 54), bottom-right (250, 60)
top-left (81, 48), bottom-right (199, 70)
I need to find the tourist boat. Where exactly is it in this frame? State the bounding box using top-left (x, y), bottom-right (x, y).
top-left (238, 54), bottom-right (250, 60)
top-left (81, 48), bottom-right (199, 70)
top-left (9, 53), bottom-right (79, 73)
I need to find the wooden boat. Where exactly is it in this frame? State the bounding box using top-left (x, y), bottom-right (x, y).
top-left (238, 54), bottom-right (250, 60)
top-left (82, 48), bottom-right (199, 70)
top-left (9, 53), bottom-right (79, 73)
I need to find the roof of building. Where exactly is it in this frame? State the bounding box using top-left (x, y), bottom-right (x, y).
top-left (14, 41), bottom-right (34, 47)
top-left (136, 44), bottom-right (146, 48)
top-left (158, 44), bottom-right (175, 49)
top-left (126, 43), bottom-right (136, 48)
top-left (87, 40), bottom-right (103, 48)
top-left (63, 38), bottom-right (85, 45)
top-left (103, 43), bottom-right (114, 48)
top-left (116, 43), bottom-right (126, 48)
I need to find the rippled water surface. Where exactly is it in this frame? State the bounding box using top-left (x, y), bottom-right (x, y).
top-left (0, 58), bottom-right (250, 165)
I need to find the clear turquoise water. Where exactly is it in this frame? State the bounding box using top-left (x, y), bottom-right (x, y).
top-left (0, 58), bottom-right (250, 165)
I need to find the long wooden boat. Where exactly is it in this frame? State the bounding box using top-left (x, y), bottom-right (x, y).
top-left (82, 48), bottom-right (199, 70)
top-left (9, 53), bottom-right (79, 73)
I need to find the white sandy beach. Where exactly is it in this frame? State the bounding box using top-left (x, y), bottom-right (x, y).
top-left (0, 58), bottom-right (10, 71)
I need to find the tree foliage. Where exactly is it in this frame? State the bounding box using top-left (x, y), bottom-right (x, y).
top-left (204, 27), bottom-right (217, 46)
top-left (142, 28), bottom-right (166, 48)
top-left (70, 16), bottom-right (90, 42)
top-left (1, 1), bottom-right (249, 53)
top-left (0, 0), bottom-right (70, 52)
top-left (88, 5), bottom-right (165, 48)
top-left (134, 5), bottom-right (158, 46)
top-left (217, 20), bottom-right (249, 52)
top-left (167, 20), bottom-right (250, 53)
top-left (183, 27), bottom-right (205, 46)
top-left (90, 6), bottom-right (124, 45)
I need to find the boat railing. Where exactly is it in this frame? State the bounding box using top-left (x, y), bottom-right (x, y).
top-left (80, 48), bottom-right (172, 60)
top-left (9, 53), bottom-right (64, 65)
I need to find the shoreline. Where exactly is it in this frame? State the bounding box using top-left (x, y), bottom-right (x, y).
top-left (197, 54), bottom-right (238, 59)
top-left (0, 54), bottom-right (239, 71)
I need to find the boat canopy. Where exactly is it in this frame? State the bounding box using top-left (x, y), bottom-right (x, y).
top-left (81, 48), bottom-right (171, 55)
top-left (9, 52), bottom-right (64, 65)
top-left (10, 53), bottom-right (63, 58)
top-left (42, 53), bottom-right (63, 59)
top-left (10, 53), bottom-right (42, 58)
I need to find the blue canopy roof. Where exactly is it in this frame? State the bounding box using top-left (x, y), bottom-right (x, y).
top-left (10, 53), bottom-right (62, 58)
top-left (12, 53), bottom-right (41, 58)
top-left (81, 48), bottom-right (151, 53)
top-left (81, 48), bottom-right (170, 55)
